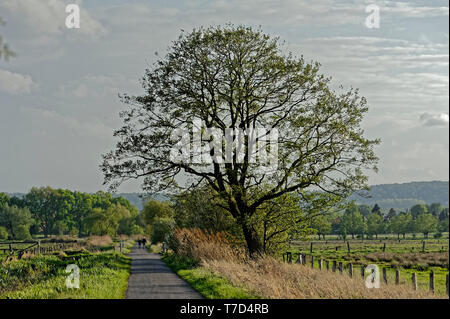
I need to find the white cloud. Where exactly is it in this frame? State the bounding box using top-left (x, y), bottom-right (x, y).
top-left (420, 112), bottom-right (450, 126)
top-left (0, 69), bottom-right (37, 95)
top-left (0, 0), bottom-right (106, 37)
top-left (56, 74), bottom-right (139, 99)
top-left (19, 106), bottom-right (113, 139)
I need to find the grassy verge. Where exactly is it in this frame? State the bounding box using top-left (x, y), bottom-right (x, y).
top-left (162, 253), bottom-right (259, 299)
top-left (0, 250), bottom-right (131, 299)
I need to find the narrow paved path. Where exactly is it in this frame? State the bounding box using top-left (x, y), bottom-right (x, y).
top-left (126, 244), bottom-right (203, 299)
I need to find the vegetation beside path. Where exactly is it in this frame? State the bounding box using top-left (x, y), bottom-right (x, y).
top-left (162, 253), bottom-right (259, 299)
top-left (0, 239), bottom-right (134, 299)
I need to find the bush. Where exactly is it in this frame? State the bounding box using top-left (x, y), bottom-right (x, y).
top-left (15, 225), bottom-right (31, 240)
top-left (173, 228), bottom-right (247, 263)
top-left (0, 226), bottom-right (8, 240)
top-left (150, 218), bottom-right (175, 244)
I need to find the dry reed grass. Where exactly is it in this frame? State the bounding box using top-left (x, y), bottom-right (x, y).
top-left (87, 235), bottom-right (113, 247)
top-left (174, 228), bottom-right (442, 299)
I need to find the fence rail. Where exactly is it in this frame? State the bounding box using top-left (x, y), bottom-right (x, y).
top-left (282, 251), bottom-right (449, 296)
top-left (0, 240), bottom-right (78, 260)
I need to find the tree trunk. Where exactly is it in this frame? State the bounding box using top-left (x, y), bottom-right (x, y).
top-left (241, 223), bottom-right (262, 258)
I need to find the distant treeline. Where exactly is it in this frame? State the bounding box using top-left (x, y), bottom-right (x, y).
top-left (313, 202), bottom-right (449, 240)
top-left (0, 187), bottom-right (145, 240)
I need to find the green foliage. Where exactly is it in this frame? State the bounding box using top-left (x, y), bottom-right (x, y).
top-left (0, 226), bottom-right (8, 240)
top-left (411, 204), bottom-right (428, 219)
top-left (3, 187), bottom-right (140, 238)
top-left (415, 213), bottom-right (438, 238)
top-left (428, 203), bottom-right (442, 217)
top-left (366, 213), bottom-right (384, 238)
top-left (0, 204), bottom-right (34, 240)
top-left (389, 212), bottom-right (412, 238)
top-left (438, 217), bottom-right (449, 233)
top-left (340, 203), bottom-right (365, 239)
top-left (0, 193), bottom-right (10, 208)
top-left (310, 213), bottom-right (333, 240)
top-left (172, 188), bottom-right (241, 236)
top-left (150, 217), bottom-right (175, 244)
top-left (142, 200), bottom-right (174, 225)
top-left (0, 251), bottom-right (131, 299)
top-left (84, 203), bottom-right (130, 236)
top-left (102, 24), bottom-right (379, 255)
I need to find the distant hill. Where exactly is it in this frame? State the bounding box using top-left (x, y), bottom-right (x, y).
top-left (113, 193), bottom-right (169, 211)
top-left (350, 181), bottom-right (449, 210)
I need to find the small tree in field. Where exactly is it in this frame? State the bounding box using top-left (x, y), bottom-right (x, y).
top-left (101, 25), bottom-right (379, 255)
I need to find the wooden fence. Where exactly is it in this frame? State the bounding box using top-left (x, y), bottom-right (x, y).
top-left (283, 252), bottom-right (449, 296)
top-left (0, 240), bottom-right (77, 261)
top-left (299, 240), bottom-right (446, 254)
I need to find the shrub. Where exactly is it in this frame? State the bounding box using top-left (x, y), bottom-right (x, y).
top-left (87, 235), bottom-right (113, 247)
top-left (173, 228), bottom-right (247, 263)
top-left (0, 226), bottom-right (8, 240)
top-left (15, 225), bottom-right (31, 240)
top-left (433, 232), bottom-right (443, 239)
top-left (150, 218), bottom-right (175, 244)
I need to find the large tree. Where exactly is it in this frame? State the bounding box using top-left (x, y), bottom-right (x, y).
top-left (101, 25), bottom-right (379, 255)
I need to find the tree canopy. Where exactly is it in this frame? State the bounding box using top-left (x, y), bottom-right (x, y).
top-left (101, 25), bottom-right (380, 254)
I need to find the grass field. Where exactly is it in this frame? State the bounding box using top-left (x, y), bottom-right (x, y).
top-left (288, 236), bottom-right (449, 296)
top-left (0, 238), bottom-right (134, 299)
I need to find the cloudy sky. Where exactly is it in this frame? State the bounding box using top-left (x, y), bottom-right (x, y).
top-left (0, 0), bottom-right (448, 193)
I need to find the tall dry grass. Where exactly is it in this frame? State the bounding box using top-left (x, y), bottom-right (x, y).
top-left (87, 235), bottom-right (113, 247)
top-left (174, 228), bottom-right (441, 299)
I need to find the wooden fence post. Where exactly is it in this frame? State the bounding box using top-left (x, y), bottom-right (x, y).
top-left (361, 265), bottom-right (366, 279)
top-left (297, 254), bottom-right (303, 264)
top-left (422, 241), bottom-right (425, 253)
top-left (395, 269), bottom-right (400, 285)
top-left (382, 243), bottom-right (386, 253)
top-left (311, 256), bottom-right (314, 268)
top-left (338, 262), bottom-right (343, 274)
top-left (303, 254), bottom-right (307, 265)
top-left (310, 242), bottom-right (313, 254)
top-left (382, 268), bottom-right (387, 284)
top-left (282, 253), bottom-right (285, 263)
top-left (319, 259), bottom-right (323, 270)
top-left (287, 252), bottom-right (292, 263)
top-left (429, 271), bottom-right (434, 293)
top-left (347, 242), bottom-right (350, 255)
top-left (332, 260), bottom-right (337, 272)
top-left (349, 263), bottom-right (353, 277)
top-left (412, 273), bottom-right (417, 290)
top-left (325, 260), bottom-right (329, 271)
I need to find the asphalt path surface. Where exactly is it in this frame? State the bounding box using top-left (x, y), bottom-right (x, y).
top-left (126, 244), bottom-right (203, 299)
